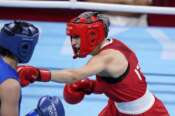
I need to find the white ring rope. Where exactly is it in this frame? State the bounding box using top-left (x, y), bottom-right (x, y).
top-left (0, 1), bottom-right (175, 15)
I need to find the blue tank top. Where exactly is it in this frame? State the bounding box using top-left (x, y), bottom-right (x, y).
top-left (0, 57), bottom-right (19, 84)
top-left (0, 57), bottom-right (21, 115)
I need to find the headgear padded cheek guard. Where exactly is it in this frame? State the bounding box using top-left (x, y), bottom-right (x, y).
top-left (67, 12), bottom-right (110, 58)
top-left (0, 21), bottom-right (39, 63)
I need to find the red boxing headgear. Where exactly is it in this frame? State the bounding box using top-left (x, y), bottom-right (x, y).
top-left (67, 12), bottom-right (110, 58)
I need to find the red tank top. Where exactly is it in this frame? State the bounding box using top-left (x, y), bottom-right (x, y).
top-left (95, 39), bottom-right (147, 102)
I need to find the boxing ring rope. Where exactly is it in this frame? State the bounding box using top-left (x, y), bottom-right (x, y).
top-left (0, 1), bottom-right (175, 15)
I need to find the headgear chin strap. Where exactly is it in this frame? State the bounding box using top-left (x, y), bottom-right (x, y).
top-left (67, 12), bottom-right (110, 58)
top-left (0, 21), bottom-right (39, 63)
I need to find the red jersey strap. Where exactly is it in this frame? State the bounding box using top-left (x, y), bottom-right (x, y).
top-left (100, 39), bottom-right (132, 59)
top-left (97, 39), bottom-right (130, 84)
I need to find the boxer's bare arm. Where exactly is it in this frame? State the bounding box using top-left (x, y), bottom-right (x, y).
top-left (0, 79), bottom-right (20, 116)
top-left (51, 52), bottom-right (107, 83)
top-left (51, 49), bottom-right (128, 83)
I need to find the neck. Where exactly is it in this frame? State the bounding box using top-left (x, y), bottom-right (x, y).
top-left (91, 38), bottom-right (111, 56)
top-left (2, 56), bottom-right (18, 69)
top-left (100, 39), bottom-right (112, 49)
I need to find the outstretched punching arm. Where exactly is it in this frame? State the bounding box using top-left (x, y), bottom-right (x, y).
top-left (17, 49), bottom-right (125, 86)
top-left (17, 52), bottom-right (107, 86)
top-left (51, 53), bottom-right (108, 83)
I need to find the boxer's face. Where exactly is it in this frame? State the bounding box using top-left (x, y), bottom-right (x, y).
top-left (71, 36), bottom-right (80, 55)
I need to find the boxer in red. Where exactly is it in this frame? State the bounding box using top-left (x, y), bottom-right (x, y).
top-left (18, 11), bottom-right (169, 116)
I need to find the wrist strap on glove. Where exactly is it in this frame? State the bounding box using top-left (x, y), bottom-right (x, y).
top-left (38, 69), bottom-right (51, 82)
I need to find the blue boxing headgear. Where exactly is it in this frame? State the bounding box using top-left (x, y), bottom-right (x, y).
top-left (0, 21), bottom-right (39, 63)
top-left (37, 96), bottom-right (65, 116)
top-left (26, 96), bottom-right (65, 116)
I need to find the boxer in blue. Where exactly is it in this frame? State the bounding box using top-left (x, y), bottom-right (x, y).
top-left (0, 20), bottom-right (65, 116)
top-left (0, 21), bottom-right (39, 116)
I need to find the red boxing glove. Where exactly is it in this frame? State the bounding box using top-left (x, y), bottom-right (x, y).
top-left (64, 84), bottom-right (85, 104)
top-left (72, 79), bottom-right (95, 95)
top-left (17, 65), bottom-right (51, 87)
top-left (63, 79), bottom-right (95, 104)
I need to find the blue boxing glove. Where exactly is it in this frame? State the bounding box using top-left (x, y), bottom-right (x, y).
top-left (26, 96), bottom-right (65, 116)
